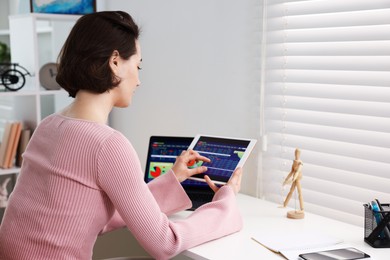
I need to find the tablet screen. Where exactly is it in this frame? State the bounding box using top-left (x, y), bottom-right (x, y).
top-left (188, 135), bottom-right (256, 184)
top-left (144, 136), bottom-right (211, 188)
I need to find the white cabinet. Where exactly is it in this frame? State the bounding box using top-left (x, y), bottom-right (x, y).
top-left (0, 13), bottom-right (79, 176)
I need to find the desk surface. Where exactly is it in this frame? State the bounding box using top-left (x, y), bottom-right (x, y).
top-left (172, 194), bottom-right (389, 260)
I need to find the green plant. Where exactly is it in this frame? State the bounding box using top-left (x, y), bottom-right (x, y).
top-left (0, 42), bottom-right (10, 63)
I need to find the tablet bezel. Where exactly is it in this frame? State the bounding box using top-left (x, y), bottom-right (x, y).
top-left (187, 134), bottom-right (257, 185)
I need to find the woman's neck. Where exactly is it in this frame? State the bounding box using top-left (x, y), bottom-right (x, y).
top-left (60, 90), bottom-right (113, 124)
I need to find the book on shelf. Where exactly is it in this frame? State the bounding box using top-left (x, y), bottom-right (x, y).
top-left (6, 122), bottom-right (22, 169)
top-left (16, 129), bottom-right (32, 167)
top-left (0, 121), bottom-right (25, 169)
top-left (0, 123), bottom-right (12, 167)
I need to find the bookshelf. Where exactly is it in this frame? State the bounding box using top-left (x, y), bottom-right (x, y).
top-left (0, 13), bottom-right (79, 176)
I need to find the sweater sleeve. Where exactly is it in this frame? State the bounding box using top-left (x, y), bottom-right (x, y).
top-left (97, 132), bottom-right (242, 260)
top-left (100, 170), bottom-right (192, 233)
top-left (148, 169), bottom-right (193, 215)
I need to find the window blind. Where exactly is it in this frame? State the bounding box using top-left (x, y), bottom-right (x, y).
top-left (262, 0), bottom-right (390, 226)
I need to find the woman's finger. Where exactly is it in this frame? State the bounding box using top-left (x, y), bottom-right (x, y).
top-left (186, 150), bottom-right (211, 163)
top-left (204, 175), bottom-right (219, 193)
top-left (187, 165), bottom-right (208, 177)
top-left (227, 167), bottom-right (242, 194)
top-left (233, 168), bottom-right (242, 185)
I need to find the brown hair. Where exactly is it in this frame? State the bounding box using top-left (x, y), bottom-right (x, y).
top-left (56, 11), bottom-right (140, 98)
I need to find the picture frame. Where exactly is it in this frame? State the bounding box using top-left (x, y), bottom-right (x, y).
top-left (0, 174), bottom-right (17, 224)
top-left (30, 0), bottom-right (96, 15)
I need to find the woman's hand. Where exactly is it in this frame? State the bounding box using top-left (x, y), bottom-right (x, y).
top-left (171, 150), bottom-right (211, 182)
top-left (204, 167), bottom-right (242, 195)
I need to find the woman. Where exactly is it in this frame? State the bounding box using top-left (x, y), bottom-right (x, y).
top-left (0, 11), bottom-right (243, 260)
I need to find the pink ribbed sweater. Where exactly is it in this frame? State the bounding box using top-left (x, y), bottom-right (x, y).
top-left (0, 114), bottom-right (242, 260)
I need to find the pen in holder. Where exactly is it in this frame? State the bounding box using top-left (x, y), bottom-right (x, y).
top-left (364, 203), bottom-right (390, 248)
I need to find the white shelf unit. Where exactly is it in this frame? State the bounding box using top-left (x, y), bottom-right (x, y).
top-left (0, 29), bottom-right (10, 36)
top-left (0, 13), bottom-right (79, 176)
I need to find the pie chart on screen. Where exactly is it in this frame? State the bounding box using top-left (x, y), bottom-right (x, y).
top-left (149, 162), bottom-right (173, 179)
top-left (150, 166), bottom-right (161, 178)
top-left (187, 160), bottom-right (196, 167)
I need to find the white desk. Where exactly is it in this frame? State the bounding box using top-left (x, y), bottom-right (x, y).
top-left (172, 194), bottom-right (389, 260)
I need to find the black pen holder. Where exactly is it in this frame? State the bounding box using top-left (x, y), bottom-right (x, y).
top-left (364, 203), bottom-right (390, 248)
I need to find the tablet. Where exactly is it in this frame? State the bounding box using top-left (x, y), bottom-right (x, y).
top-left (187, 134), bottom-right (257, 185)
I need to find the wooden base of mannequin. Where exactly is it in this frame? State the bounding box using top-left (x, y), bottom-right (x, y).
top-left (287, 210), bottom-right (305, 219)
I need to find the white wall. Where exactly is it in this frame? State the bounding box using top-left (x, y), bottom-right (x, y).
top-left (107, 0), bottom-right (262, 196)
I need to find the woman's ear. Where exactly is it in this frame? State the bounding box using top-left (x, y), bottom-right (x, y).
top-left (109, 50), bottom-right (120, 74)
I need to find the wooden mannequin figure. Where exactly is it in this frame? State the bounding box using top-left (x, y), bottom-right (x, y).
top-left (282, 148), bottom-right (305, 219)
